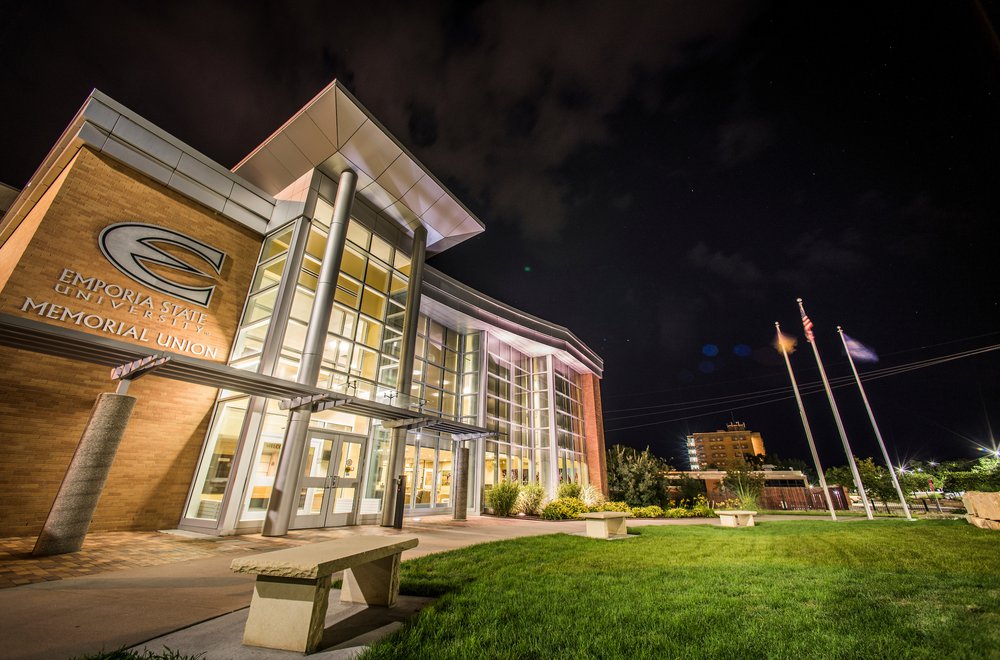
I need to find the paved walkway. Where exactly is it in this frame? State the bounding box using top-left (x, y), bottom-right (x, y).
top-left (0, 514), bottom-right (821, 659)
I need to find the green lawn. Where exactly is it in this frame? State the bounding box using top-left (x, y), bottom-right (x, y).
top-left (363, 520), bottom-right (1000, 659)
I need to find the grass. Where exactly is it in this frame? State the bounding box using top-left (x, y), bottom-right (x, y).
top-left (362, 520), bottom-right (1000, 659)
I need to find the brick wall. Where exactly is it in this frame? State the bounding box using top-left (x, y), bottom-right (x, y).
top-left (0, 147), bottom-right (263, 536)
top-left (581, 373), bottom-right (608, 495)
top-left (0, 346), bottom-right (217, 535)
top-left (0, 148), bottom-right (261, 362)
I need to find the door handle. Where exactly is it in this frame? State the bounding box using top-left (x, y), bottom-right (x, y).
top-left (326, 476), bottom-right (338, 489)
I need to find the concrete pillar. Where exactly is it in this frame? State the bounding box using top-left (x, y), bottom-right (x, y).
top-left (380, 224), bottom-right (427, 526)
top-left (263, 169), bottom-right (357, 537)
top-left (452, 445), bottom-right (470, 520)
top-left (33, 392), bottom-right (137, 556)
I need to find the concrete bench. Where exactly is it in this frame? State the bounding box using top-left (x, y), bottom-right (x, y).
top-left (230, 535), bottom-right (418, 653)
top-left (716, 510), bottom-right (757, 527)
top-left (580, 511), bottom-right (629, 539)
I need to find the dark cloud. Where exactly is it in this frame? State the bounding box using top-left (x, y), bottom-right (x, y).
top-left (686, 241), bottom-right (763, 284)
top-left (311, 1), bottom-right (762, 239)
top-left (716, 118), bottom-right (773, 167)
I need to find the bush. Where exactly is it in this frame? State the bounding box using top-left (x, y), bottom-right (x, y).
top-left (516, 483), bottom-right (546, 516)
top-left (579, 483), bottom-right (606, 510)
top-left (664, 507), bottom-right (693, 518)
top-left (689, 495), bottom-right (715, 517)
top-left (541, 497), bottom-right (588, 520)
top-left (601, 500), bottom-right (632, 513)
top-left (606, 445), bottom-right (671, 506)
top-left (631, 505), bottom-right (664, 518)
top-left (944, 471), bottom-right (1000, 493)
top-left (558, 482), bottom-right (582, 499)
top-left (486, 481), bottom-right (521, 517)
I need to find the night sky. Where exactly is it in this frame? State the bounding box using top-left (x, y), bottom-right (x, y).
top-left (2, 1), bottom-right (998, 470)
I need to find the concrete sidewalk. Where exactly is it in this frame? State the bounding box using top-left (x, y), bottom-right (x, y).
top-left (0, 514), bottom-right (819, 659)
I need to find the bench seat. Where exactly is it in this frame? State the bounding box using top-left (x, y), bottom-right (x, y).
top-left (231, 535), bottom-right (418, 653)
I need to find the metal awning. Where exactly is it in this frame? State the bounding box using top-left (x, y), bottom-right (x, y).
top-left (0, 313), bottom-right (494, 438)
top-left (279, 392), bottom-right (495, 439)
top-left (0, 313), bottom-right (329, 399)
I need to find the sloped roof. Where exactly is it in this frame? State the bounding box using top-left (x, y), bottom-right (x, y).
top-left (234, 81), bottom-right (484, 254)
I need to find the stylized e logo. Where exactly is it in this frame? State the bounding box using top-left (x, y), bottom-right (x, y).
top-left (99, 223), bottom-right (226, 308)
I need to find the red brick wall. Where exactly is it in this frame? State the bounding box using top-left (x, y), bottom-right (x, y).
top-left (581, 373), bottom-right (608, 495)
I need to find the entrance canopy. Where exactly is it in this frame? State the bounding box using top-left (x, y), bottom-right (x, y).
top-left (0, 313), bottom-right (493, 438)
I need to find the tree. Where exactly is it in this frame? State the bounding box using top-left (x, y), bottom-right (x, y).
top-left (606, 445), bottom-right (671, 507)
top-left (720, 458), bottom-right (765, 509)
top-left (825, 457), bottom-right (895, 502)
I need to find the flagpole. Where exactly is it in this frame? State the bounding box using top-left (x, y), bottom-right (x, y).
top-left (776, 322), bottom-right (837, 521)
top-left (797, 298), bottom-right (874, 520)
top-left (838, 326), bottom-right (914, 521)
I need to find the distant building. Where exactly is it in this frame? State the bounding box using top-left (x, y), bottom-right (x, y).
top-left (667, 468), bottom-right (850, 510)
top-left (686, 422), bottom-right (765, 470)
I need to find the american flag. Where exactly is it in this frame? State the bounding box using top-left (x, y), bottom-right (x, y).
top-left (800, 308), bottom-right (815, 343)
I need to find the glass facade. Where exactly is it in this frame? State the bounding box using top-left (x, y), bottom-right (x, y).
top-left (182, 177), bottom-right (600, 533)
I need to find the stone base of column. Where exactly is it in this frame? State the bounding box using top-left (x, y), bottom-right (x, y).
top-left (33, 392), bottom-right (137, 556)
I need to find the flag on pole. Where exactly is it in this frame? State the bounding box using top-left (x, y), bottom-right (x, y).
top-left (842, 333), bottom-right (879, 363)
top-left (799, 306), bottom-right (815, 343)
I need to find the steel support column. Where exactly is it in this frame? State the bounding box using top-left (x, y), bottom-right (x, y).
top-left (263, 169), bottom-right (356, 537)
top-left (380, 224), bottom-right (427, 526)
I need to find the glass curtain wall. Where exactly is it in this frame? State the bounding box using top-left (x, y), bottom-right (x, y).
top-left (186, 186), bottom-right (415, 527)
top-left (554, 359), bottom-right (588, 484)
top-left (484, 337), bottom-right (539, 492)
top-left (411, 316), bottom-right (462, 418)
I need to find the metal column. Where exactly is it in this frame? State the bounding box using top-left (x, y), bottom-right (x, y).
top-left (263, 169), bottom-right (357, 537)
top-left (380, 224), bottom-right (427, 526)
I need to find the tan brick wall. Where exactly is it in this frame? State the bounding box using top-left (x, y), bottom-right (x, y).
top-left (0, 345), bottom-right (216, 535)
top-left (581, 373), bottom-right (608, 495)
top-left (0, 147), bottom-right (264, 536)
top-left (0, 147), bottom-right (261, 362)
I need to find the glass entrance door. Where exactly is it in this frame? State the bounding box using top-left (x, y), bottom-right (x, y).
top-left (291, 431), bottom-right (365, 529)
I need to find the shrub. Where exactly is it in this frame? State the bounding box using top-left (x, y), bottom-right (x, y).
top-left (944, 471), bottom-right (1000, 493)
top-left (601, 500), bottom-right (632, 513)
top-left (516, 483), bottom-right (546, 516)
top-left (631, 505), bottom-right (664, 518)
top-left (541, 497), bottom-right (588, 520)
top-left (689, 495), bottom-right (715, 517)
top-left (665, 507), bottom-right (692, 518)
top-left (579, 483), bottom-right (606, 510)
top-left (606, 445), bottom-right (671, 506)
top-left (558, 482), bottom-right (582, 499)
top-left (486, 481), bottom-right (521, 517)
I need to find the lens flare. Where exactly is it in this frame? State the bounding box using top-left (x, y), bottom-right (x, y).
top-left (774, 331), bottom-right (797, 354)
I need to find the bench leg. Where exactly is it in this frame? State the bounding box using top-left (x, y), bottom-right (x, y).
top-left (341, 552), bottom-right (402, 607)
top-left (741, 515), bottom-right (755, 527)
top-left (585, 519), bottom-right (610, 539)
top-left (243, 575), bottom-right (331, 653)
top-left (719, 516), bottom-right (736, 527)
top-left (608, 516), bottom-right (627, 536)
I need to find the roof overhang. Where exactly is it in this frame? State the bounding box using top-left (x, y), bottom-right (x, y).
top-left (0, 90), bottom-right (275, 246)
top-left (233, 80), bottom-right (485, 254)
top-left (420, 266), bottom-right (604, 377)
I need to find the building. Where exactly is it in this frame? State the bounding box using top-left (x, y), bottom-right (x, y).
top-left (0, 81), bottom-right (607, 541)
top-left (668, 469), bottom-right (849, 510)
top-left (686, 422), bottom-right (765, 470)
